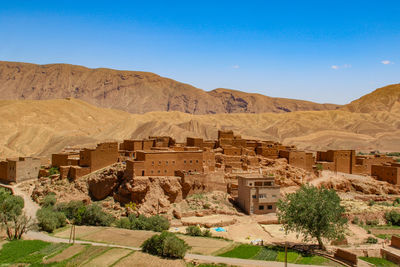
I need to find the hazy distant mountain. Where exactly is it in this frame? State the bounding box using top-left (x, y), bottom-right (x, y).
top-left (0, 61), bottom-right (340, 114)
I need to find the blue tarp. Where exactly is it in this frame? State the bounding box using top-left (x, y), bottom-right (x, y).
top-left (213, 227), bottom-right (226, 232)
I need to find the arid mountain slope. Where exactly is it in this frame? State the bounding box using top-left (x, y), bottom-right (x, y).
top-left (0, 61), bottom-right (340, 114)
top-left (1, 98), bottom-right (399, 158)
top-left (343, 83), bottom-right (400, 113)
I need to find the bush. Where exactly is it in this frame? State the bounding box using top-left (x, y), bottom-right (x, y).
top-left (368, 200), bottom-right (375, 206)
top-left (185, 226), bottom-right (212, 237)
top-left (186, 225), bottom-right (203, 236)
top-left (366, 220), bottom-right (379, 226)
top-left (351, 217), bottom-right (359, 225)
top-left (56, 201), bottom-right (113, 226)
top-left (41, 194), bottom-right (56, 208)
top-left (141, 231), bottom-right (189, 259)
top-left (366, 237), bottom-right (378, 244)
top-left (393, 198), bottom-right (400, 206)
top-left (115, 217), bottom-right (131, 229)
top-left (386, 210), bottom-right (400, 226)
top-left (36, 208), bottom-right (66, 233)
top-left (48, 167), bottom-right (59, 176)
top-left (116, 214), bottom-right (170, 232)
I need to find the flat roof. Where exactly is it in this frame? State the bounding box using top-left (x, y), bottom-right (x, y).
top-left (135, 149), bottom-right (203, 154)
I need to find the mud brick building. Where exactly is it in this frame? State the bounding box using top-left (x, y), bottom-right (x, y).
top-left (371, 163), bottom-right (400, 185)
top-left (316, 150), bottom-right (356, 173)
top-left (125, 148), bottom-right (215, 178)
top-left (149, 136), bottom-right (176, 147)
top-left (79, 142), bottom-right (119, 172)
top-left (278, 150), bottom-right (314, 172)
top-left (353, 155), bottom-right (394, 175)
top-left (51, 142), bottom-right (119, 180)
top-left (51, 153), bottom-right (80, 168)
top-left (186, 137), bottom-right (204, 149)
top-left (237, 174), bottom-right (280, 215)
top-left (0, 157), bottom-right (41, 183)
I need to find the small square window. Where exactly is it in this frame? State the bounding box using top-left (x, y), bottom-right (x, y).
top-left (158, 161), bottom-right (161, 165)
top-left (252, 195), bottom-right (256, 199)
top-left (190, 160), bottom-right (192, 164)
top-left (151, 161), bottom-right (154, 165)
top-left (184, 160), bottom-right (186, 164)
top-left (166, 161), bottom-right (168, 165)
top-left (196, 160), bottom-right (199, 163)
top-left (259, 205), bottom-right (264, 210)
top-left (267, 205), bottom-right (273, 210)
top-left (157, 170), bottom-right (160, 174)
top-left (151, 170), bottom-right (154, 174)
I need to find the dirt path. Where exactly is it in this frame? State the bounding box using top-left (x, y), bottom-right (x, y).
top-left (185, 254), bottom-right (326, 267)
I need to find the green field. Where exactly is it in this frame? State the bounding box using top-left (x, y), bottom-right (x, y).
top-left (0, 240), bottom-right (133, 266)
top-left (360, 257), bottom-right (397, 267)
top-left (218, 244), bottom-right (332, 265)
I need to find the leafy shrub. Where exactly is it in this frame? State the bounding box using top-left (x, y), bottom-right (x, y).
top-left (116, 214), bottom-right (170, 232)
top-left (41, 194), bottom-right (56, 208)
top-left (186, 225), bottom-right (203, 236)
top-left (115, 217), bottom-right (131, 229)
top-left (351, 217), bottom-right (359, 224)
top-left (394, 198), bottom-right (400, 206)
top-left (316, 163), bottom-right (323, 171)
top-left (366, 237), bottom-right (378, 244)
top-left (385, 210), bottom-right (400, 226)
top-left (36, 208), bottom-right (66, 233)
top-left (366, 219), bottom-right (378, 226)
top-left (141, 231), bottom-right (189, 259)
top-left (56, 201), bottom-right (113, 226)
top-left (186, 226), bottom-right (212, 237)
top-left (368, 200), bottom-right (375, 206)
top-left (48, 167), bottom-right (59, 176)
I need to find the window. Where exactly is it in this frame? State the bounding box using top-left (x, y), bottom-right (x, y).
top-left (184, 160), bottom-right (186, 164)
top-left (190, 160), bottom-right (192, 164)
top-left (249, 183), bottom-right (253, 186)
top-left (172, 161), bottom-right (175, 165)
top-left (196, 160), bottom-right (199, 163)
top-left (259, 194), bottom-right (266, 199)
top-left (152, 161), bottom-right (154, 166)
top-left (151, 170), bottom-right (154, 174)
top-left (166, 161), bottom-right (168, 165)
top-left (267, 205), bottom-right (273, 210)
top-left (259, 205), bottom-right (264, 210)
top-left (255, 182), bottom-right (263, 186)
top-left (141, 170), bottom-right (145, 176)
top-left (252, 195), bottom-right (256, 199)
top-left (264, 182), bottom-right (272, 186)
top-left (157, 170), bottom-right (160, 174)
top-left (272, 195), bottom-right (277, 198)
top-left (158, 161), bottom-right (161, 165)
top-left (164, 170), bottom-right (167, 173)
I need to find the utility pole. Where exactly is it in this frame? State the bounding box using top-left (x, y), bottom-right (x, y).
top-left (285, 241), bottom-right (288, 267)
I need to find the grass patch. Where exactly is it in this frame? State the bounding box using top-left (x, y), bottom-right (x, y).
top-left (219, 244), bottom-right (333, 265)
top-left (0, 240), bottom-right (50, 264)
top-left (360, 257), bottom-right (397, 267)
top-left (218, 244), bottom-right (261, 259)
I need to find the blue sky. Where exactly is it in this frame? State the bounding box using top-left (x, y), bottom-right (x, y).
top-left (1, 1), bottom-right (399, 104)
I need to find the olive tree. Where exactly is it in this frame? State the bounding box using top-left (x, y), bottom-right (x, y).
top-left (277, 185), bottom-right (347, 250)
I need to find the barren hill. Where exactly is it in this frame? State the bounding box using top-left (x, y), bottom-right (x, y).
top-left (343, 83), bottom-right (400, 113)
top-left (0, 61), bottom-right (340, 114)
top-left (1, 98), bottom-right (399, 158)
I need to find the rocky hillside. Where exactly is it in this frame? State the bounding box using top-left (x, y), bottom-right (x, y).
top-left (0, 61), bottom-right (340, 114)
top-left (343, 83), bottom-right (400, 113)
top-left (0, 98), bottom-right (399, 158)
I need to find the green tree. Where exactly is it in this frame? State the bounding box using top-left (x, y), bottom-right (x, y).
top-left (0, 188), bottom-right (32, 240)
top-left (141, 231), bottom-right (189, 259)
top-left (277, 185), bottom-right (347, 250)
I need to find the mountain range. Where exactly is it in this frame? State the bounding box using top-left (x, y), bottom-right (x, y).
top-left (0, 61), bottom-right (399, 158)
top-left (0, 61), bottom-right (339, 114)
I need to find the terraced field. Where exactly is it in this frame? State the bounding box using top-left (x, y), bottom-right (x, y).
top-left (0, 239), bottom-right (185, 266)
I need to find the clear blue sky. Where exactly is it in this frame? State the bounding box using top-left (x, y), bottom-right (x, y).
top-left (1, 1), bottom-right (399, 104)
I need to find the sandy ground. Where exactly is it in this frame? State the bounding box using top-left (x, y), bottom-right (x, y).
top-left (114, 251), bottom-right (186, 267)
top-left (181, 214), bottom-right (237, 226)
top-left (44, 244), bottom-right (86, 263)
top-left (54, 226), bottom-right (102, 239)
top-left (83, 248), bottom-right (131, 267)
top-left (261, 224), bottom-right (304, 243)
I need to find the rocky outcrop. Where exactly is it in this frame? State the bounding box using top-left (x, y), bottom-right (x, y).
top-left (88, 167), bottom-right (124, 200)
